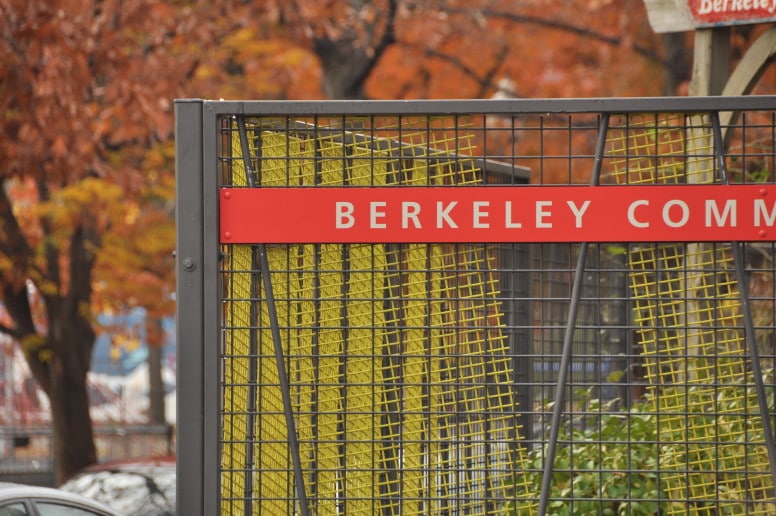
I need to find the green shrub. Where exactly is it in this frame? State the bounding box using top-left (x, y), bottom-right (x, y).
top-left (500, 375), bottom-right (775, 515)
top-left (502, 394), bottom-right (665, 515)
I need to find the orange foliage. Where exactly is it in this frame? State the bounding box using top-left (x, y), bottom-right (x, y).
top-left (202, 0), bottom-right (773, 183)
top-left (235, 0), bottom-right (667, 99)
top-left (0, 0), bottom-right (772, 335)
top-left (0, 0), bottom-right (774, 481)
top-left (0, 0), bottom-right (217, 321)
top-left (213, 0), bottom-right (775, 101)
top-left (0, 0), bottom-right (220, 480)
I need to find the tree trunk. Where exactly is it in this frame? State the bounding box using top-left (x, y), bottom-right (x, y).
top-left (148, 330), bottom-right (166, 425)
top-left (48, 353), bottom-right (97, 484)
top-left (18, 298), bottom-right (99, 483)
top-left (4, 222), bottom-right (101, 485)
top-left (313, 0), bottom-right (397, 100)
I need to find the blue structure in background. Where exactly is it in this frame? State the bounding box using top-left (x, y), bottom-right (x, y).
top-left (91, 308), bottom-right (176, 376)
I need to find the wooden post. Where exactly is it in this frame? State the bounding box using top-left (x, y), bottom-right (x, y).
top-left (689, 27), bottom-right (730, 96)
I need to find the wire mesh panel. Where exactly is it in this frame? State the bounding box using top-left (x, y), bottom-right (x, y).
top-left (219, 116), bottom-right (532, 515)
top-left (603, 112), bottom-right (776, 515)
top-left (175, 97), bottom-right (776, 516)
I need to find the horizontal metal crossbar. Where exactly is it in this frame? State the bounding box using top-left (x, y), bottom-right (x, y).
top-left (188, 95), bottom-right (776, 115)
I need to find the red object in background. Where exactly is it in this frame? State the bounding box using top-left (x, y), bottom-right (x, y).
top-left (688, 0), bottom-right (776, 27)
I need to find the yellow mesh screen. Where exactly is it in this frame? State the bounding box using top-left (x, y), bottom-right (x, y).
top-left (607, 113), bottom-right (775, 515)
top-left (220, 243), bottom-right (252, 515)
top-left (221, 117), bottom-right (532, 514)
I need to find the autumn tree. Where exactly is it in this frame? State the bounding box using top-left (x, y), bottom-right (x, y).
top-left (1, 0), bottom-right (773, 488)
top-left (241, 0), bottom-right (671, 100)
top-left (220, 1), bottom-right (774, 183)
top-left (232, 0), bottom-right (776, 102)
top-left (0, 0), bottom-right (208, 483)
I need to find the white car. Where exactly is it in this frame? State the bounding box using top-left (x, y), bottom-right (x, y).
top-left (59, 456), bottom-right (175, 516)
top-left (0, 482), bottom-right (121, 516)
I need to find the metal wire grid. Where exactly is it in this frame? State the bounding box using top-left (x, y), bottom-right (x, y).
top-left (210, 107), bottom-right (776, 515)
top-left (603, 112), bottom-right (776, 515)
top-left (219, 116), bottom-right (532, 515)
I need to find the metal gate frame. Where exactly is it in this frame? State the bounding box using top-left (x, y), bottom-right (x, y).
top-left (175, 96), bottom-right (776, 515)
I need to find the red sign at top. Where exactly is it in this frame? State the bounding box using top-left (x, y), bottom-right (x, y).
top-left (689, 0), bottom-right (776, 25)
top-left (644, 0), bottom-right (776, 33)
top-left (219, 185), bottom-right (776, 244)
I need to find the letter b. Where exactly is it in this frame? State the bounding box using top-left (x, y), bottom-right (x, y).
top-left (336, 202), bottom-right (355, 228)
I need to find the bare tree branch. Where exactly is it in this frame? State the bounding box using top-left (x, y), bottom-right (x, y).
top-left (446, 7), bottom-right (671, 70)
top-left (407, 41), bottom-right (509, 98)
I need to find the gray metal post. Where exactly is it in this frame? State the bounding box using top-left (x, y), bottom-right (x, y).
top-left (174, 99), bottom-right (206, 516)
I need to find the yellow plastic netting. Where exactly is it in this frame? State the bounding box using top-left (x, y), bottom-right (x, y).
top-left (220, 117), bottom-right (532, 515)
top-left (607, 113), bottom-right (775, 515)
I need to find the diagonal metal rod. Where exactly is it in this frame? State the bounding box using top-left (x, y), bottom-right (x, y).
top-left (237, 117), bottom-right (310, 516)
top-left (537, 113), bottom-right (609, 515)
top-left (711, 112), bottom-right (776, 488)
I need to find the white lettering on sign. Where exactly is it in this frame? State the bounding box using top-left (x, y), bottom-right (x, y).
top-left (567, 200), bottom-right (591, 228)
top-left (697, 0), bottom-right (776, 14)
top-left (437, 201), bottom-right (458, 229)
top-left (755, 199), bottom-right (776, 226)
top-left (663, 200), bottom-right (690, 228)
top-left (221, 185), bottom-right (776, 243)
top-left (336, 202), bottom-right (355, 228)
top-left (626, 199), bottom-right (740, 229)
top-left (371, 201), bottom-right (387, 229)
top-left (705, 199), bottom-right (737, 227)
top-left (403, 202), bottom-right (421, 229)
top-left (473, 201), bottom-right (489, 228)
top-left (536, 201), bottom-right (553, 228)
top-left (628, 200), bottom-right (649, 228)
top-left (505, 201), bottom-right (522, 228)
top-left (333, 196), bottom-right (776, 233)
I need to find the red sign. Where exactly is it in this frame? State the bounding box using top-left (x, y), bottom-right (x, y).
top-left (689, 0), bottom-right (776, 26)
top-left (644, 0), bottom-right (776, 33)
top-left (219, 185), bottom-right (776, 243)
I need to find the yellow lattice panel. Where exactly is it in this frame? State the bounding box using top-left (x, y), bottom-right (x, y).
top-left (220, 128), bottom-right (255, 514)
top-left (608, 113), bottom-right (776, 514)
top-left (221, 116), bottom-right (529, 515)
top-left (606, 113), bottom-right (714, 185)
top-left (221, 244), bottom-right (252, 515)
